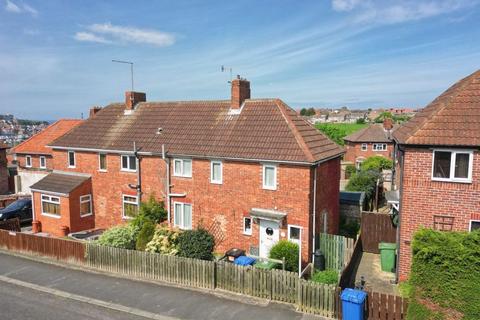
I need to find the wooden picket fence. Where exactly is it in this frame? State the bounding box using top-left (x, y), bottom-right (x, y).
top-left (0, 229), bottom-right (85, 263)
top-left (364, 290), bottom-right (408, 320)
top-left (361, 212), bottom-right (397, 254)
top-left (316, 233), bottom-right (355, 271)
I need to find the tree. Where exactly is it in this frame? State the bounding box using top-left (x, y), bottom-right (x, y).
top-left (356, 118), bottom-right (366, 124)
top-left (374, 111), bottom-right (393, 123)
top-left (346, 169), bottom-right (381, 210)
top-left (300, 108), bottom-right (307, 116)
top-left (361, 156), bottom-right (393, 171)
top-left (306, 107), bottom-right (316, 116)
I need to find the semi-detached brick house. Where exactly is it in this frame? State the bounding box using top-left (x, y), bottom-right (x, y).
top-left (30, 77), bottom-right (344, 265)
top-left (393, 69), bottom-right (480, 281)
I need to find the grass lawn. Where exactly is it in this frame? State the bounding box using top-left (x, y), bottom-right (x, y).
top-left (314, 122), bottom-right (368, 145)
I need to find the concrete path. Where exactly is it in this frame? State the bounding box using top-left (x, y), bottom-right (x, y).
top-left (354, 252), bottom-right (397, 295)
top-left (0, 252), bottom-right (322, 320)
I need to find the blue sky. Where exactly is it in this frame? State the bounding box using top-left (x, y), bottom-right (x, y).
top-left (1, 0), bottom-right (480, 120)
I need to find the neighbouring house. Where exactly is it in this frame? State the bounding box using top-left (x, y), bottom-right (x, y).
top-left (393, 69), bottom-right (480, 281)
top-left (0, 142), bottom-right (10, 195)
top-left (10, 120), bottom-right (83, 195)
top-left (30, 77), bottom-right (345, 266)
top-left (343, 119), bottom-right (397, 168)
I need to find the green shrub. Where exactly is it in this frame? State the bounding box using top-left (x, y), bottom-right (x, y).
top-left (361, 156), bottom-right (393, 171)
top-left (407, 228), bottom-right (480, 319)
top-left (135, 221), bottom-right (156, 251)
top-left (269, 240), bottom-right (299, 272)
top-left (97, 225), bottom-right (137, 249)
top-left (311, 269), bottom-right (338, 285)
top-left (346, 169), bottom-right (381, 201)
top-left (145, 227), bottom-right (180, 255)
top-left (130, 196), bottom-right (167, 230)
top-left (177, 228), bottom-right (215, 260)
top-left (345, 164), bottom-right (357, 179)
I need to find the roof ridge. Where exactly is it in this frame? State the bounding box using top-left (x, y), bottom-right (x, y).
top-left (11, 119), bottom-right (68, 154)
top-left (274, 99), bottom-right (315, 162)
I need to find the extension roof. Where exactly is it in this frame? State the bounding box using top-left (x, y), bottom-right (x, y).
top-left (30, 172), bottom-right (90, 195)
top-left (394, 70), bottom-right (480, 146)
top-left (50, 99), bottom-right (344, 164)
top-left (344, 124), bottom-right (397, 143)
top-left (11, 119), bottom-right (83, 156)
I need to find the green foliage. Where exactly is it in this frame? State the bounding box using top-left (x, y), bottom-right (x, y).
top-left (311, 269), bottom-right (338, 285)
top-left (345, 164), bottom-right (357, 179)
top-left (269, 240), bottom-right (299, 272)
top-left (300, 107), bottom-right (316, 116)
top-left (339, 216), bottom-right (360, 238)
top-left (361, 156), bottom-right (393, 171)
top-left (407, 299), bottom-right (444, 320)
top-left (97, 225), bottom-right (137, 249)
top-left (130, 196), bottom-right (167, 230)
top-left (356, 118), bottom-right (366, 124)
top-left (135, 221), bottom-right (156, 251)
top-left (145, 227), bottom-right (180, 255)
top-left (177, 228), bottom-right (215, 260)
top-left (407, 228), bottom-right (480, 319)
top-left (345, 169), bottom-right (381, 200)
top-left (374, 111), bottom-right (393, 123)
top-left (315, 123), bottom-right (368, 146)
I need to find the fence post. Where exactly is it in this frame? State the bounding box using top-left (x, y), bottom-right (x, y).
top-left (213, 260), bottom-right (217, 289)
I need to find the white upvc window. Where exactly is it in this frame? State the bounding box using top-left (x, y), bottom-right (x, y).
top-left (80, 195), bottom-right (92, 217)
top-left (243, 217), bottom-right (252, 235)
top-left (98, 153), bottom-right (107, 172)
top-left (174, 202), bottom-right (192, 230)
top-left (262, 164), bottom-right (277, 190)
top-left (121, 155), bottom-right (137, 172)
top-left (431, 149), bottom-right (473, 183)
top-left (372, 143), bottom-right (387, 151)
top-left (25, 155), bottom-right (32, 168)
top-left (210, 160), bottom-right (223, 184)
top-left (288, 225), bottom-right (301, 245)
top-left (469, 220), bottom-right (480, 232)
top-left (41, 194), bottom-right (61, 218)
top-left (39, 156), bottom-right (46, 169)
top-left (68, 151), bottom-right (76, 168)
top-left (173, 159), bottom-right (192, 178)
top-left (361, 143), bottom-right (367, 151)
top-left (122, 195), bottom-right (138, 219)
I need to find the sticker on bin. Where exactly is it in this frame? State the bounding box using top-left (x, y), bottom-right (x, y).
top-left (340, 288), bottom-right (367, 304)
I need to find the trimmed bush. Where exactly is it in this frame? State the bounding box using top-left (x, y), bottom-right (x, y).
top-left (145, 227), bottom-right (180, 255)
top-left (135, 220), bottom-right (156, 251)
top-left (311, 269), bottom-right (338, 285)
top-left (177, 228), bottom-right (215, 260)
top-left (97, 225), bottom-right (137, 249)
top-left (361, 156), bottom-right (393, 171)
top-left (269, 240), bottom-right (299, 272)
top-left (130, 196), bottom-right (167, 231)
top-left (407, 228), bottom-right (480, 319)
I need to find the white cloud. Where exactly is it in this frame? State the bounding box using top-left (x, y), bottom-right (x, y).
top-left (74, 32), bottom-right (111, 44)
top-left (74, 23), bottom-right (175, 47)
top-left (4, 0), bottom-right (38, 16)
top-left (331, 0), bottom-right (479, 24)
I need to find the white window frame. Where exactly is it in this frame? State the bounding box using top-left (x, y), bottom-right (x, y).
top-left (173, 158), bottom-right (192, 178)
top-left (243, 217), bottom-right (252, 235)
top-left (39, 156), bottom-right (46, 169)
top-left (210, 160), bottom-right (223, 184)
top-left (431, 149), bottom-right (473, 183)
top-left (262, 164), bottom-right (277, 190)
top-left (469, 220), bottom-right (480, 232)
top-left (98, 153), bottom-right (107, 172)
top-left (25, 155), bottom-right (32, 168)
top-left (79, 194), bottom-right (92, 217)
top-left (361, 143), bottom-right (367, 151)
top-left (173, 202), bottom-right (192, 230)
top-left (41, 194), bottom-right (61, 219)
top-left (121, 155), bottom-right (137, 172)
top-left (288, 225), bottom-right (302, 245)
top-left (122, 195), bottom-right (138, 219)
top-left (372, 143), bottom-right (387, 151)
top-left (68, 151), bottom-right (76, 168)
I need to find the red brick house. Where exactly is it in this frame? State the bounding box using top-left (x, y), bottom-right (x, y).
top-left (393, 70), bottom-right (480, 281)
top-left (10, 119), bottom-right (83, 194)
top-left (30, 77), bottom-right (344, 264)
top-left (344, 120), bottom-right (396, 168)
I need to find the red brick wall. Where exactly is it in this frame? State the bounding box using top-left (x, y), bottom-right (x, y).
top-left (0, 149), bottom-right (9, 194)
top-left (398, 147), bottom-right (480, 281)
top-left (344, 141), bottom-right (394, 163)
top-left (315, 157), bottom-right (341, 235)
top-left (16, 154), bottom-right (53, 171)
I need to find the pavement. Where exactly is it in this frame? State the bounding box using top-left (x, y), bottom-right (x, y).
top-left (0, 252), bottom-right (324, 320)
top-left (354, 252), bottom-right (398, 295)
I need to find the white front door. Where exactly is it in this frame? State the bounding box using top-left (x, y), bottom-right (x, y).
top-left (259, 219), bottom-right (279, 258)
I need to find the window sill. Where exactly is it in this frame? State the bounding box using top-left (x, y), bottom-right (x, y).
top-left (80, 213), bottom-right (93, 218)
top-left (210, 180), bottom-right (222, 185)
top-left (243, 232), bottom-right (252, 236)
top-left (120, 169), bottom-right (137, 173)
top-left (68, 166), bottom-right (76, 169)
top-left (173, 175), bottom-right (192, 179)
top-left (262, 186), bottom-right (277, 191)
top-left (431, 177), bottom-right (472, 184)
top-left (41, 213), bottom-right (61, 219)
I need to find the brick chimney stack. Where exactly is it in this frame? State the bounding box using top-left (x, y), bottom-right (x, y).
top-left (231, 75), bottom-right (250, 109)
top-left (383, 118), bottom-right (394, 130)
top-left (89, 106), bottom-right (102, 118)
top-left (125, 91), bottom-right (146, 110)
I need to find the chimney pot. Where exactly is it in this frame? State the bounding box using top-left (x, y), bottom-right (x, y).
top-left (125, 91), bottom-right (146, 110)
top-left (231, 77), bottom-right (250, 109)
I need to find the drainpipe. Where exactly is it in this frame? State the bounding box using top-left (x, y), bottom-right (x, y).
top-left (134, 142), bottom-right (142, 203)
top-left (162, 144), bottom-right (171, 225)
top-left (311, 166), bottom-right (317, 264)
